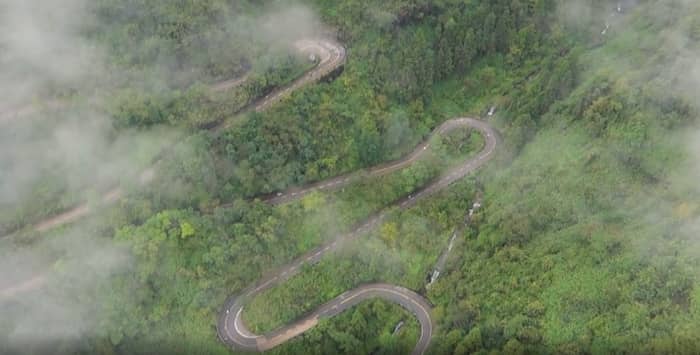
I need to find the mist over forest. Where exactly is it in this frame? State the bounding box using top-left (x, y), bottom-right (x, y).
top-left (2, 0), bottom-right (700, 354)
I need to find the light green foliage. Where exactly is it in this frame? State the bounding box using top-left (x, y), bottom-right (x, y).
top-left (7, 0), bottom-right (700, 354)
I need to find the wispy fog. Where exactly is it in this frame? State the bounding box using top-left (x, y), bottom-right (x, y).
top-left (0, 1), bottom-right (139, 349)
top-left (260, 4), bottom-right (324, 46)
top-left (0, 0), bottom-right (324, 350)
top-left (0, 0), bottom-right (102, 108)
top-left (558, 0), bottom-right (700, 247)
top-left (0, 224), bottom-right (130, 353)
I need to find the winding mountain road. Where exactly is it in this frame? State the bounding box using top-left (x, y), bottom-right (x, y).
top-left (0, 38), bottom-right (346, 238)
top-left (218, 116), bottom-right (499, 354)
top-left (3, 38), bottom-right (502, 354)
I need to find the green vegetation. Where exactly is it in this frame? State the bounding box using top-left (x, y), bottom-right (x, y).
top-left (269, 300), bottom-right (421, 355)
top-left (4, 0), bottom-right (700, 354)
top-left (0, 0), bottom-right (312, 237)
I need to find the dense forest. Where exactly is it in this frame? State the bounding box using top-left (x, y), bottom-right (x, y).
top-left (2, 0), bottom-right (700, 354)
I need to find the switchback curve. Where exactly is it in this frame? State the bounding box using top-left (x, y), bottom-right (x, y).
top-left (218, 117), bottom-right (500, 354)
top-left (0, 38), bottom-right (346, 238)
top-left (2, 38), bottom-right (502, 355)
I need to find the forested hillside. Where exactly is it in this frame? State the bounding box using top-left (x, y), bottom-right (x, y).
top-left (2, 0), bottom-right (700, 354)
top-left (0, 0), bottom-right (312, 236)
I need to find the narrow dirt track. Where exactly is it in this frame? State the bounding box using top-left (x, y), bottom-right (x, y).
top-left (0, 275), bottom-right (47, 299)
top-left (0, 100), bottom-right (64, 126)
top-left (3, 38), bottom-right (502, 354)
top-left (1, 38), bottom-right (346, 239)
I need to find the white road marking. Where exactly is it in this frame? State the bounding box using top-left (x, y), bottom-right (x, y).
top-left (234, 307), bottom-right (260, 339)
top-left (173, 47), bottom-right (494, 353)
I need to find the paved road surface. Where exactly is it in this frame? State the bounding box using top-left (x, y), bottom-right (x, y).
top-left (3, 38), bottom-right (502, 354)
top-left (0, 38), bottom-right (346, 239)
top-left (218, 117), bottom-right (500, 354)
top-left (219, 284), bottom-right (433, 354)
